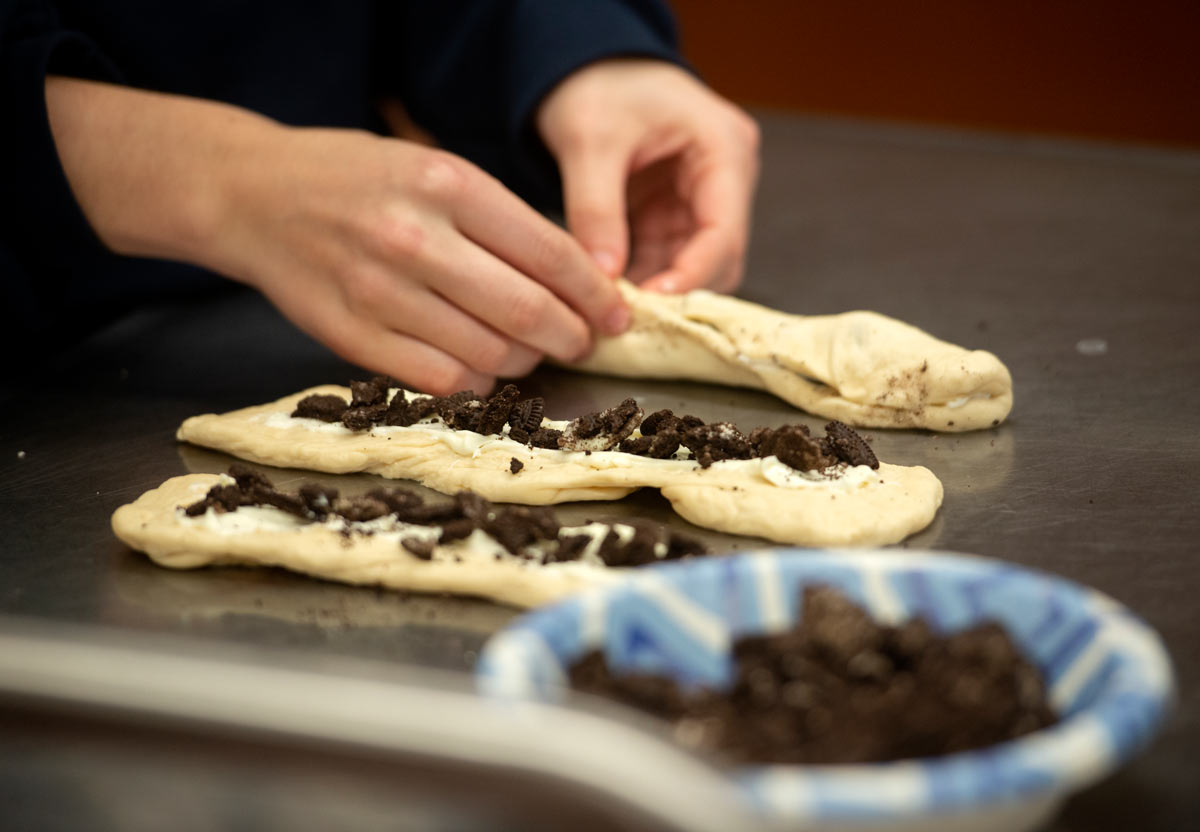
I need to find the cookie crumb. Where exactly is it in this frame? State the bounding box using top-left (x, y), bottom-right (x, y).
top-left (509, 457), bottom-right (524, 474)
top-left (569, 585), bottom-right (1055, 765)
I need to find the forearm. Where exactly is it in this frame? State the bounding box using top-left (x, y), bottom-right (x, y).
top-left (44, 75), bottom-right (278, 268)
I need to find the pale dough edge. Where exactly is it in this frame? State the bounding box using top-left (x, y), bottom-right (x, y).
top-left (661, 462), bottom-right (944, 546)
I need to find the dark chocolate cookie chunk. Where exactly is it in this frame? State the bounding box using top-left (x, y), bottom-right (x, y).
top-left (529, 427), bottom-right (563, 449)
top-left (341, 403), bottom-right (387, 431)
top-left (639, 409), bottom-right (679, 436)
top-left (547, 531), bottom-right (592, 563)
top-left (823, 421), bottom-right (879, 469)
top-left (560, 398), bottom-right (644, 452)
top-left (569, 585), bottom-right (1056, 766)
top-left (756, 425), bottom-right (836, 472)
top-left (228, 463), bottom-right (273, 492)
top-left (680, 422), bottom-right (755, 468)
top-left (436, 391), bottom-right (486, 431)
top-left (506, 397), bottom-right (545, 443)
top-left (401, 537), bottom-right (435, 559)
top-left (509, 457), bottom-right (524, 474)
top-left (292, 394), bottom-right (349, 423)
top-left (383, 393), bottom-right (437, 427)
top-left (438, 517), bottom-right (477, 544)
top-left (298, 483), bottom-right (339, 519)
top-left (337, 494), bottom-right (391, 523)
top-left (350, 376), bottom-right (391, 407)
top-left (619, 432), bottom-right (681, 459)
top-left (478, 384), bottom-right (521, 436)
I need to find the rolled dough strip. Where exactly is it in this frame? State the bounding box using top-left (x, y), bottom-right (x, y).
top-left (177, 387), bottom-right (943, 546)
top-left (568, 281), bottom-right (1012, 432)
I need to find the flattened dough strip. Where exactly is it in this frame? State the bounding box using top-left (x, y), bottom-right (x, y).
top-left (112, 474), bottom-right (621, 609)
top-left (177, 386), bottom-right (943, 547)
top-left (568, 281), bottom-right (1012, 432)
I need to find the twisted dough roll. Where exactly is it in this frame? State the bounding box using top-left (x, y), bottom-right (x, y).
top-left (569, 281), bottom-right (1012, 432)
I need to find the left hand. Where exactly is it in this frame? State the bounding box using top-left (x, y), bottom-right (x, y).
top-left (537, 59), bottom-right (760, 294)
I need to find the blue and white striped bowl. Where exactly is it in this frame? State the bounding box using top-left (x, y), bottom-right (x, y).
top-left (477, 550), bottom-right (1174, 831)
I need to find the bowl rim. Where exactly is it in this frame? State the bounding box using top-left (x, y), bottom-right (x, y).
top-left (477, 548), bottom-right (1176, 821)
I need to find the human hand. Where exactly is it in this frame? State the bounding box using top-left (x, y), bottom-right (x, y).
top-left (536, 59), bottom-right (760, 294)
top-left (46, 78), bottom-right (629, 395)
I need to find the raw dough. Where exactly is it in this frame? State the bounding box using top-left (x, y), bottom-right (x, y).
top-left (568, 281), bottom-right (1012, 432)
top-left (177, 387), bottom-right (943, 546)
top-left (112, 474), bottom-right (623, 608)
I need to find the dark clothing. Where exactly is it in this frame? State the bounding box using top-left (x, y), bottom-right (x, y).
top-left (0, 0), bottom-right (681, 347)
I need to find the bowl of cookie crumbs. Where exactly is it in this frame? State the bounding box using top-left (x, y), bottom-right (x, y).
top-left (477, 549), bottom-right (1174, 831)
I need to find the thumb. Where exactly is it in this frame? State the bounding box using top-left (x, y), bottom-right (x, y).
top-left (558, 145), bottom-right (629, 276)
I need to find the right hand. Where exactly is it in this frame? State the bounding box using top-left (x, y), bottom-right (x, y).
top-left (47, 78), bottom-right (629, 395)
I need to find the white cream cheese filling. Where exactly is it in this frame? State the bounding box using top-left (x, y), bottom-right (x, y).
top-left (942, 392), bottom-right (994, 409)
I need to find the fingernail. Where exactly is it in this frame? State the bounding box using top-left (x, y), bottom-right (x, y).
top-left (591, 249), bottom-right (618, 275)
top-left (604, 304), bottom-right (631, 335)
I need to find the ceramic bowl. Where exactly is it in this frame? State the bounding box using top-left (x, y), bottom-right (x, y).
top-left (477, 549), bottom-right (1174, 832)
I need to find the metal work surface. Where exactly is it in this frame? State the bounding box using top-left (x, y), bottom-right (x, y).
top-left (3, 112), bottom-right (1198, 829)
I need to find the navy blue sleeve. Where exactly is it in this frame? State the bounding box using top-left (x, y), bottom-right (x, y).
top-left (0, 0), bottom-right (122, 338)
top-left (381, 0), bottom-right (684, 209)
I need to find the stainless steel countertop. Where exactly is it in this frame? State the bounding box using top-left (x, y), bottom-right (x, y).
top-left (3, 111), bottom-right (1198, 830)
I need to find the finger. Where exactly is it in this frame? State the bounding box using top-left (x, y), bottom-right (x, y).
top-left (639, 226), bottom-right (736, 294)
top-left (558, 142), bottom-right (630, 277)
top-left (643, 166), bottom-right (751, 293)
top-left (418, 228), bottom-right (594, 363)
top-left (448, 165), bottom-right (629, 335)
top-left (341, 270), bottom-right (543, 378)
top-left (319, 311), bottom-right (495, 397)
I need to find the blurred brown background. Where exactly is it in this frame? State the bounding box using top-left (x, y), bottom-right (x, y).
top-left (670, 0), bottom-right (1200, 148)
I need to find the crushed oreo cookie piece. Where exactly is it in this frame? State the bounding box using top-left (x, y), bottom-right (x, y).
top-left (506, 397), bottom-right (545, 444)
top-left (640, 409), bottom-right (703, 436)
top-left (529, 426), bottom-right (563, 449)
top-left (823, 421), bottom-right (879, 469)
top-left (402, 537), bottom-right (435, 560)
top-left (681, 422), bottom-right (755, 468)
top-left (478, 384), bottom-right (521, 436)
top-left (337, 494), bottom-right (391, 523)
top-left (436, 390), bottom-right (486, 431)
top-left (438, 517), bottom-right (476, 544)
top-left (560, 398), bottom-right (644, 451)
top-left (298, 483), bottom-right (339, 519)
top-left (292, 394), bottom-right (349, 423)
top-left (484, 505), bottom-right (561, 555)
top-left (754, 424), bottom-right (836, 472)
top-left (569, 585), bottom-right (1056, 766)
top-left (383, 392), bottom-right (437, 427)
top-left (350, 376), bottom-right (391, 407)
top-left (510, 457), bottom-right (524, 474)
top-left (546, 531), bottom-right (592, 563)
top-left (342, 403), bottom-right (387, 431)
top-left (228, 464), bottom-right (272, 492)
